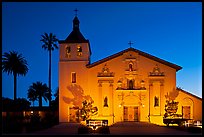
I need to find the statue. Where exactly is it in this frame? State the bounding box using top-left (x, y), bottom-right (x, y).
top-left (104, 96), bottom-right (108, 107)
top-left (154, 96), bottom-right (159, 107)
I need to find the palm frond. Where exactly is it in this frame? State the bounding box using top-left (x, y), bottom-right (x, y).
top-left (40, 32), bottom-right (58, 51)
top-left (44, 32), bottom-right (49, 38)
top-left (2, 51), bottom-right (28, 76)
top-left (53, 44), bottom-right (58, 49)
top-left (27, 81), bottom-right (50, 107)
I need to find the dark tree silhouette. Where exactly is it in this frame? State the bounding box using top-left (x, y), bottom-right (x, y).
top-left (2, 97), bottom-right (13, 111)
top-left (2, 51), bottom-right (28, 101)
top-left (2, 97), bottom-right (30, 111)
top-left (27, 88), bottom-right (38, 107)
top-left (41, 32), bottom-right (58, 107)
top-left (15, 98), bottom-right (31, 110)
top-left (50, 87), bottom-right (59, 110)
top-left (28, 81), bottom-right (50, 108)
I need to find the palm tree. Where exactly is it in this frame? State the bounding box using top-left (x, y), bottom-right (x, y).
top-left (27, 81), bottom-right (50, 108)
top-left (50, 87), bottom-right (59, 110)
top-left (27, 88), bottom-right (37, 107)
top-left (2, 51), bottom-right (29, 101)
top-left (40, 32), bottom-right (58, 107)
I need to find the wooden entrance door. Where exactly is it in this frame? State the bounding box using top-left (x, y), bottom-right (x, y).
top-left (123, 106), bottom-right (139, 121)
top-left (128, 107), bottom-right (134, 121)
top-left (134, 107), bottom-right (138, 121)
top-left (182, 106), bottom-right (190, 119)
top-left (123, 106), bottom-right (128, 121)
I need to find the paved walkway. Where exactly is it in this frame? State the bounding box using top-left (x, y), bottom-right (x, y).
top-left (28, 123), bottom-right (80, 135)
top-left (109, 122), bottom-right (199, 135)
top-left (26, 122), bottom-right (201, 135)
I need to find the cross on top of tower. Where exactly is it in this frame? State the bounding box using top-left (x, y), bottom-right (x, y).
top-left (128, 41), bottom-right (133, 48)
top-left (74, 8), bottom-right (78, 16)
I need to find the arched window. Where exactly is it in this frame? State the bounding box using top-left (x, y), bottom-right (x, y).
top-left (77, 45), bottom-right (82, 56)
top-left (129, 63), bottom-right (133, 71)
top-left (129, 80), bottom-right (134, 89)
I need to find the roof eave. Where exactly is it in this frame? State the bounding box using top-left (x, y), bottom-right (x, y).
top-left (86, 47), bottom-right (182, 72)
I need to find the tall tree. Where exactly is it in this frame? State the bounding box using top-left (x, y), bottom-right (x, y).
top-left (41, 32), bottom-right (58, 106)
top-left (2, 51), bottom-right (28, 101)
top-left (15, 98), bottom-right (31, 110)
top-left (2, 97), bottom-right (31, 111)
top-left (50, 87), bottom-right (59, 110)
top-left (27, 81), bottom-right (50, 108)
top-left (27, 88), bottom-right (38, 107)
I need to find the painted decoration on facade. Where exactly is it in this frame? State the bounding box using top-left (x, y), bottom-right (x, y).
top-left (116, 77), bottom-right (146, 90)
top-left (167, 88), bottom-right (179, 100)
top-left (63, 84), bottom-right (98, 122)
top-left (118, 91), bottom-right (146, 107)
top-left (97, 64), bottom-right (114, 77)
top-left (63, 84), bottom-right (95, 108)
top-left (149, 64), bottom-right (164, 76)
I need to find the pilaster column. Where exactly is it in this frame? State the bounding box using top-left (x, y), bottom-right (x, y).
top-left (98, 82), bottom-right (102, 116)
top-left (109, 82), bottom-right (114, 120)
top-left (160, 82), bottom-right (164, 116)
top-left (149, 83), bottom-right (153, 116)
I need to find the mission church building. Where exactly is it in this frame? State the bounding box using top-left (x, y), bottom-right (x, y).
top-left (58, 14), bottom-right (202, 125)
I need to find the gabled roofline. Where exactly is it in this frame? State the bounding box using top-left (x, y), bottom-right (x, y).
top-left (86, 47), bottom-right (182, 71)
top-left (177, 87), bottom-right (202, 101)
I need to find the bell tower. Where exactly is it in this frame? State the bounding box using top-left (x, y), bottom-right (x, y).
top-left (58, 10), bottom-right (91, 122)
top-left (59, 15), bottom-right (91, 63)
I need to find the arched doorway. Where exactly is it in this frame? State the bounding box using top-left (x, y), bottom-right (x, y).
top-left (128, 80), bottom-right (134, 89)
top-left (181, 97), bottom-right (194, 119)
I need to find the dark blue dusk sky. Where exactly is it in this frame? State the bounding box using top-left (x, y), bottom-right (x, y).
top-left (2, 2), bottom-right (202, 106)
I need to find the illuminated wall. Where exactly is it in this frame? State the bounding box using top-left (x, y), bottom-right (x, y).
top-left (59, 44), bottom-right (203, 125)
top-left (176, 89), bottom-right (202, 121)
top-left (59, 16), bottom-right (202, 126)
top-left (59, 42), bottom-right (90, 122)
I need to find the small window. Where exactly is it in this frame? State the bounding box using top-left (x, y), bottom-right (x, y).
top-left (77, 45), bottom-right (82, 56)
top-left (71, 72), bottom-right (76, 83)
top-left (154, 96), bottom-right (159, 107)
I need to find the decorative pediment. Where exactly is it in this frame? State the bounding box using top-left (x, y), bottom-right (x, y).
top-left (97, 64), bottom-right (114, 77)
top-left (149, 64), bottom-right (164, 76)
top-left (116, 77), bottom-right (146, 90)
